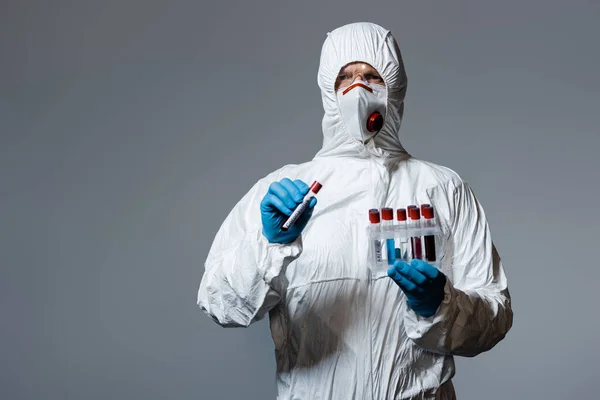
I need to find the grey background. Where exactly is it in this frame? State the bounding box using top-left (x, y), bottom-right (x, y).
top-left (2, 0), bottom-right (599, 399)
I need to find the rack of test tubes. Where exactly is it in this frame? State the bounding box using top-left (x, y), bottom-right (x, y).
top-left (367, 204), bottom-right (442, 274)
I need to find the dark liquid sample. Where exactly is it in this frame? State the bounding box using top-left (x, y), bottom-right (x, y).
top-left (411, 237), bottom-right (422, 259)
top-left (424, 235), bottom-right (436, 261)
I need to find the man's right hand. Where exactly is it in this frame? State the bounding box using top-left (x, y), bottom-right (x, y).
top-left (260, 178), bottom-right (317, 244)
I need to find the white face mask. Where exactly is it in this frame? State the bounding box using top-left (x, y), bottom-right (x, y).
top-left (336, 81), bottom-right (387, 142)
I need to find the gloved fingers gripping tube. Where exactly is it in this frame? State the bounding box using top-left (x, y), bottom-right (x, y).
top-left (367, 205), bottom-right (442, 277)
top-left (281, 181), bottom-right (322, 231)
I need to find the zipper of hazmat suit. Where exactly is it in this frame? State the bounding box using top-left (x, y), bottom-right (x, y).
top-left (362, 138), bottom-right (393, 399)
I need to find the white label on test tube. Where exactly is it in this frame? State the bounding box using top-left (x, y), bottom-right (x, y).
top-left (281, 181), bottom-right (322, 231)
top-left (368, 209), bottom-right (383, 264)
top-left (381, 208), bottom-right (395, 265)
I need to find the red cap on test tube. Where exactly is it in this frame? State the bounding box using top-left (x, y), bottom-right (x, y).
top-left (369, 209), bottom-right (381, 224)
top-left (422, 205), bottom-right (434, 219)
top-left (409, 207), bottom-right (421, 220)
top-left (396, 208), bottom-right (407, 221)
top-left (381, 208), bottom-right (393, 221)
top-left (407, 205), bottom-right (418, 220)
top-left (310, 181), bottom-right (322, 194)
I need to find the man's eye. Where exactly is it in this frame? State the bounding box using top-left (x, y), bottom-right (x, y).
top-left (336, 75), bottom-right (347, 81)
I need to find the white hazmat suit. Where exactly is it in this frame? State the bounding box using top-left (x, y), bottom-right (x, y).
top-left (197, 22), bottom-right (513, 400)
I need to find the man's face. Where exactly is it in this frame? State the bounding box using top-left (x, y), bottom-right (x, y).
top-left (334, 62), bottom-right (385, 92)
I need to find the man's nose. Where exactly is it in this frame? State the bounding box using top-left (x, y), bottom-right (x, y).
top-left (352, 74), bottom-right (365, 83)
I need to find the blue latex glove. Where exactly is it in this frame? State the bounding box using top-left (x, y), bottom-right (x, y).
top-left (260, 178), bottom-right (317, 244)
top-left (388, 259), bottom-right (447, 318)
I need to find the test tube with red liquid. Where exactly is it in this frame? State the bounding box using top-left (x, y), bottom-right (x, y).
top-left (422, 205), bottom-right (437, 262)
top-left (408, 206), bottom-right (423, 260)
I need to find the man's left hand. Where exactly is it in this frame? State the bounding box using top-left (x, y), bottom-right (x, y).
top-left (388, 259), bottom-right (447, 318)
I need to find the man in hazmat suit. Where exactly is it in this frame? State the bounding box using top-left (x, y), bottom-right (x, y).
top-left (197, 21), bottom-right (513, 399)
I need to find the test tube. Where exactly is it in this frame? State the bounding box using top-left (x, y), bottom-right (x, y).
top-left (381, 208), bottom-right (395, 265)
top-left (369, 209), bottom-right (383, 265)
top-left (422, 205), bottom-right (437, 262)
top-left (396, 208), bottom-right (410, 261)
top-left (406, 205), bottom-right (417, 259)
top-left (408, 206), bottom-right (423, 260)
top-left (281, 181), bottom-right (322, 231)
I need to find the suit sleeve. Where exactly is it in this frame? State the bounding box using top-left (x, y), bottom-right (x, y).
top-left (197, 178), bottom-right (302, 328)
top-left (403, 180), bottom-right (513, 356)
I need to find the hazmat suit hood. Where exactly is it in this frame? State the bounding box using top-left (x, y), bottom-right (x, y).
top-left (315, 22), bottom-right (410, 160)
